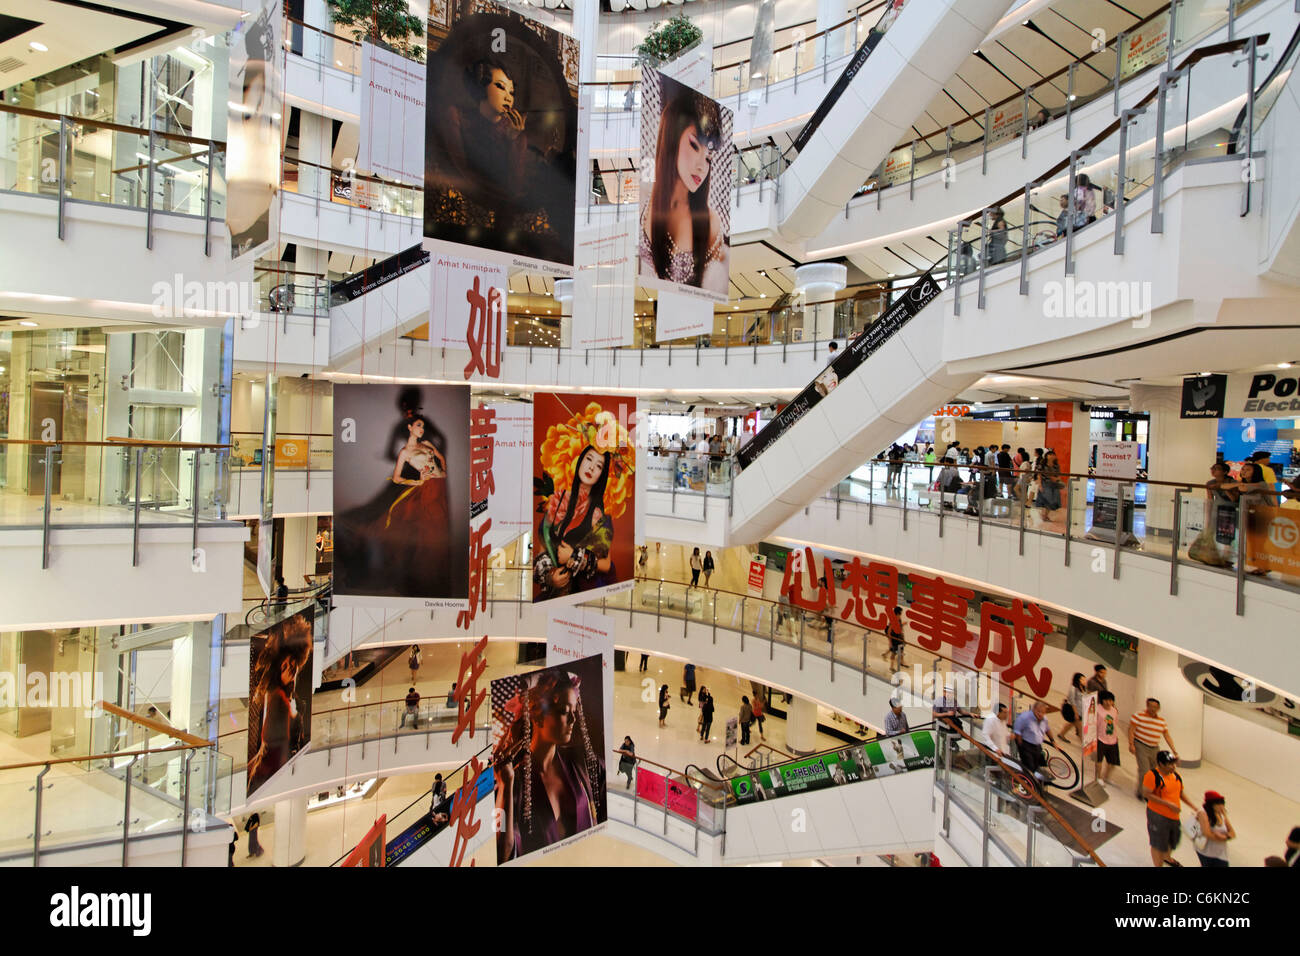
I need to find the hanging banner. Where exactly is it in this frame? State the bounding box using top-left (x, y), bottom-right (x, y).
top-left (573, 219), bottom-right (637, 349)
top-left (332, 384), bottom-right (470, 608)
top-left (547, 607), bottom-right (615, 774)
top-left (532, 393), bottom-right (637, 604)
top-left (729, 732), bottom-right (936, 803)
top-left (358, 43), bottom-right (426, 184)
top-left (226, 0), bottom-right (282, 258)
top-left (1179, 373), bottom-right (1228, 419)
top-left (342, 815), bottom-right (387, 867)
top-left (1080, 692), bottom-right (1099, 759)
top-left (426, 242), bottom-right (508, 378)
top-left (985, 101), bottom-right (1026, 147)
top-left (635, 767), bottom-right (699, 822)
top-left (489, 654), bottom-right (607, 863)
top-left (246, 607), bottom-right (314, 798)
top-left (481, 402), bottom-right (532, 538)
top-left (737, 270), bottom-right (941, 469)
top-left (423, 0), bottom-right (578, 273)
top-left (638, 66), bottom-right (733, 309)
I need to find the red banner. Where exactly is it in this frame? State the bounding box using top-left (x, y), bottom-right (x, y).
top-left (342, 815), bottom-right (387, 867)
top-left (1045, 402), bottom-right (1075, 475)
top-left (635, 767), bottom-right (699, 822)
top-left (747, 560), bottom-right (766, 594)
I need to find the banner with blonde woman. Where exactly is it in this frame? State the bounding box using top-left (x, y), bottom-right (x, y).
top-left (531, 393), bottom-right (636, 604)
top-left (638, 66), bottom-right (733, 315)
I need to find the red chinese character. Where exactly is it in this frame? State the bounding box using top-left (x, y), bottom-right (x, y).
top-left (905, 573), bottom-right (975, 653)
top-left (779, 547), bottom-right (835, 613)
top-left (839, 558), bottom-right (900, 632)
top-left (452, 635), bottom-right (488, 744)
top-left (469, 403), bottom-right (497, 502)
top-left (464, 276), bottom-right (502, 379)
top-left (447, 755), bottom-right (484, 868)
top-left (977, 599), bottom-right (1053, 697)
top-left (457, 518), bottom-right (493, 631)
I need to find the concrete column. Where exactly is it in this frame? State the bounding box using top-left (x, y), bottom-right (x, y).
top-left (785, 695), bottom-right (819, 755)
top-left (816, 0), bottom-right (854, 60)
top-left (1130, 384), bottom-right (1218, 536)
top-left (554, 278), bottom-right (574, 350)
top-left (272, 794), bottom-right (309, 867)
top-left (794, 263), bottom-right (846, 343)
top-left (1068, 403), bottom-right (1092, 531)
top-left (297, 109), bottom-right (332, 198)
top-left (1135, 643), bottom-right (1203, 766)
top-left (281, 516), bottom-right (315, 588)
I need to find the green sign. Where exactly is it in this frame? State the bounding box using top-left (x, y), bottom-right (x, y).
top-left (730, 731), bottom-right (936, 804)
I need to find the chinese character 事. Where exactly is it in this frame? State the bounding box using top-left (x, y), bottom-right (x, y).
top-left (451, 635), bottom-right (488, 745)
top-left (447, 755), bottom-right (484, 868)
top-left (463, 275), bottom-right (503, 380)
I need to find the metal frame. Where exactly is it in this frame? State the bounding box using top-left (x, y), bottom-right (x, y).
top-left (1114, 107), bottom-right (1146, 254)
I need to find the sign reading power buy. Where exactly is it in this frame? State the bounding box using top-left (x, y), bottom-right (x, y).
top-left (737, 270), bottom-right (941, 470)
top-left (1180, 374), bottom-right (1227, 419)
top-left (1184, 372), bottom-right (1300, 419)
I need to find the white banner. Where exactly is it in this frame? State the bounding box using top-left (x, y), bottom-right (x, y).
top-left (655, 287), bottom-right (713, 341)
top-left (483, 402), bottom-right (533, 539)
top-left (425, 240), bottom-right (508, 358)
top-left (358, 43), bottom-right (426, 185)
top-left (547, 607), bottom-right (615, 773)
top-left (226, 0), bottom-right (282, 258)
top-left (1094, 440), bottom-right (1140, 497)
top-left (573, 219), bottom-right (636, 349)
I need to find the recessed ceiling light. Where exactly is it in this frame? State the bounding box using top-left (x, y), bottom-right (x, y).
top-left (29, 41), bottom-right (48, 53)
top-left (1278, 362), bottom-right (1292, 369)
top-left (19, 320), bottom-right (38, 327)
top-left (1030, 396), bottom-right (1040, 400)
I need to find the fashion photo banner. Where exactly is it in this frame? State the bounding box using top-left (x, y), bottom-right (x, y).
top-left (226, 0), bottom-right (282, 258)
top-left (332, 384), bottom-right (470, 608)
top-left (490, 654), bottom-right (607, 864)
top-left (547, 607), bottom-right (614, 772)
top-left (638, 66), bottom-right (733, 309)
top-left (425, 241), bottom-right (508, 363)
top-left (573, 219), bottom-right (637, 349)
top-left (423, 0), bottom-right (578, 273)
top-left (532, 393), bottom-right (636, 604)
top-left (358, 43), bottom-right (426, 185)
top-left (329, 245), bottom-right (429, 306)
top-left (737, 270), bottom-right (941, 470)
top-left (481, 402), bottom-right (533, 538)
top-left (729, 731), bottom-right (936, 804)
top-left (246, 607), bottom-right (314, 798)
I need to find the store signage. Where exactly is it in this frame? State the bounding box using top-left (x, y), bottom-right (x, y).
top-left (738, 270), bottom-right (941, 470)
top-left (1180, 374), bottom-right (1227, 418)
top-left (1245, 506), bottom-right (1300, 574)
top-left (1065, 614), bottom-right (1139, 676)
top-left (329, 244), bottom-right (429, 305)
top-left (635, 767), bottom-right (699, 821)
top-left (1121, 12), bottom-right (1171, 78)
top-left (934, 405), bottom-right (971, 417)
top-left (876, 145), bottom-right (913, 187)
top-left (747, 556), bottom-right (767, 595)
top-left (729, 732), bottom-right (936, 804)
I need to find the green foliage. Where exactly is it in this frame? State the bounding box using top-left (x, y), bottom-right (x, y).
top-left (325, 0), bottom-right (426, 63)
top-left (635, 13), bottom-right (703, 68)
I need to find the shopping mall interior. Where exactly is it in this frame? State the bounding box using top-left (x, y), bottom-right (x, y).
top-left (3, 0), bottom-right (1300, 881)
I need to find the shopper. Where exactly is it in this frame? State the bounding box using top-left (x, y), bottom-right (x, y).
top-left (430, 772), bottom-right (447, 811)
top-left (1034, 449), bottom-right (1064, 523)
top-left (1143, 751), bottom-right (1196, 867)
top-left (699, 687), bottom-right (715, 741)
top-left (1129, 698), bottom-right (1178, 800)
top-left (886, 443), bottom-right (905, 492)
top-left (752, 691), bottom-right (766, 741)
top-left (1073, 173), bottom-right (1097, 226)
top-left (997, 444), bottom-right (1014, 496)
top-left (274, 574), bottom-right (289, 605)
top-left (885, 698), bottom-right (909, 736)
top-left (616, 736), bottom-right (637, 789)
top-left (981, 702), bottom-right (1011, 755)
top-left (445, 683), bottom-right (457, 708)
top-left (639, 652), bottom-right (649, 672)
top-left (401, 686), bottom-right (421, 729)
top-left (885, 608), bottom-right (906, 672)
top-left (638, 545), bottom-right (648, 573)
top-left (407, 644), bottom-right (421, 684)
top-left (682, 662), bottom-right (696, 705)
top-left (1058, 672), bottom-right (1086, 743)
top-left (986, 210), bottom-right (1008, 265)
top-left (245, 813), bottom-right (263, 858)
top-left (739, 696), bottom-right (754, 745)
top-left (1012, 701), bottom-right (1056, 786)
top-left (702, 550), bottom-right (714, 587)
top-left (658, 684), bottom-right (670, 727)
top-left (1094, 691), bottom-right (1121, 785)
top-left (933, 685), bottom-right (962, 752)
top-left (689, 547), bottom-right (702, 587)
top-left (1054, 194), bottom-right (1071, 237)
top-left (1085, 664), bottom-right (1108, 695)
top-left (1194, 791), bottom-right (1235, 867)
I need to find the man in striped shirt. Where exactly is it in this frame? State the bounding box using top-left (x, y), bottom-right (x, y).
top-left (1128, 698), bottom-right (1178, 800)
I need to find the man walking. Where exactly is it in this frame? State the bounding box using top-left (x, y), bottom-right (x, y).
top-left (885, 699), bottom-right (909, 736)
top-left (1143, 751), bottom-right (1196, 867)
top-left (1129, 698), bottom-right (1178, 800)
top-left (1085, 664), bottom-right (1108, 695)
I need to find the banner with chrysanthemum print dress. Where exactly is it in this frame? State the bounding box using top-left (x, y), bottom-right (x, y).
top-left (531, 393), bottom-right (636, 605)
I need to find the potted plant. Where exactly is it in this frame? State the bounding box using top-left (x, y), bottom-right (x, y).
top-left (635, 13), bottom-right (703, 69)
top-left (325, 0), bottom-right (425, 62)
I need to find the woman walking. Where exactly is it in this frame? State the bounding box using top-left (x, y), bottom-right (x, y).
top-left (658, 684), bottom-right (670, 727)
top-left (702, 550), bottom-right (715, 587)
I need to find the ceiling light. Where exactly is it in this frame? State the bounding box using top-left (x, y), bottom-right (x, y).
top-left (1278, 362), bottom-right (1292, 369)
top-left (1029, 396), bottom-right (1040, 400)
top-left (29, 41), bottom-right (48, 53)
top-left (19, 320), bottom-right (38, 327)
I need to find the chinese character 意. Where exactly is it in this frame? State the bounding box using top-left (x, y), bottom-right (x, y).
top-left (469, 403), bottom-right (497, 502)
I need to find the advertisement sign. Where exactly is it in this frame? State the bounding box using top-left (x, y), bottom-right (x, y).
top-left (274, 436), bottom-right (308, 469)
top-left (737, 270), bottom-right (941, 469)
top-left (638, 66), bottom-right (734, 310)
top-left (425, 243), bottom-right (508, 361)
top-left (747, 556), bottom-right (767, 595)
top-left (1080, 692), bottom-right (1099, 759)
top-left (730, 732), bottom-right (936, 803)
top-left (1245, 505), bottom-right (1300, 574)
top-left (1121, 12), bottom-right (1171, 78)
top-left (725, 716), bottom-right (738, 748)
top-left (573, 219), bottom-right (637, 349)
top-left (342, 815), bottom-right (387, 867)
top-left (1090, 440), bottom-right (1139, 538)
top-left (986, 101), bottom-right (1026, 147)
top-left (490, 654), bottom-right (607, 863)
top-left (481, 402), bottom-right (532, 538)
top-left (246, 608), bottom-right (314, 798)
top-left (226, 0), bottom-right (282, 258)
top-left (547, 607), bottom-right (614, 770)
top-left (329, 245), bottom-right (429, 306)
top-left (423, 0), bottom-right (578, 272)
top-left (531, 393), bottom-right (636, 604)
top-left (1180, 374), bottom-right (1227, 419)
top-left (635, 767), bottom-right (699, 822)
top-left (332, 384), bottom-right (471, 608)
top-left (358, 43), bottom-right (426, 184)
top-left (875, 145), bottom-right (913, 187)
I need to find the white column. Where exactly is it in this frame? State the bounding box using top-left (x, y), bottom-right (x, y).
top-left (272, 794), bottom-right (309, 867)
top-left (816, 0), bottom-right (854, 61)
top-left (1135, 643), bottom-right (1203, 766)
top-left (1068, 403), bottom-right (1092, 530)
top-left (785, 695), bottom-right (819, 755)
top-left (1130, 385), bottom-right (1218, 535)
top-left (794, 263), bottom-right (847, 343)
top-left (281, 515), bottom-right (315, 588)
top-left (296, 109), bottom-right (332, 198)
top-left (554, 277), bottom-right (574, 350)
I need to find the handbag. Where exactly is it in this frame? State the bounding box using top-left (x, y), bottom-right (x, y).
top-left (1183, 815), bottom-right (1207, 850)
top-left (1188, 526), bottom-right (1229, 567)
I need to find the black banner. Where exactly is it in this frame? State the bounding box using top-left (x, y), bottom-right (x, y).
top-left (384, 811), bottom-right (436, 867)
top-left (1180, 373), bottom-right (1227, 419)
top-left (329, 244), bottom-right (430, 306)
top-left (789, 29), bottom-right (886, 155)
top-left (737, 270), bottom-right (942, 470)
